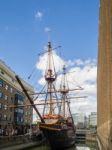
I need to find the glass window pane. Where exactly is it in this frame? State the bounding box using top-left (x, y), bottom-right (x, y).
top-left (4, 105), bottom-right (7, 110)
top-left (0, 79), bottom-right (3, 87)
top-left (0, 92), bottom-right (3, 98)
top-left (5, 85), bottom-right (8, 90)
top-left (0, 104), bottom-right (1, 108)
top-left (10, 87), bottom-right (13, 93)
top-left (4, 95), bottom-right (8, 100)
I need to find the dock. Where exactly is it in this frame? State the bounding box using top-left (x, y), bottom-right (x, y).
top-left (76, 129), bottom-right (97, 142)
top-left (0, 132), bottom-right (46, 150)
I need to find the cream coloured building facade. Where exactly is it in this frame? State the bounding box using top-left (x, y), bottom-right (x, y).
top-left (0, 59), bottom-right (34, 127)
top-left (97, 0), bottom-right (112, 149)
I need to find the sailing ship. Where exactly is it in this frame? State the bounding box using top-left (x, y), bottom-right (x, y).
top-left (15, 41), bottom-right (85, 150)
top-left (37, 42), bottom-right (76, 149)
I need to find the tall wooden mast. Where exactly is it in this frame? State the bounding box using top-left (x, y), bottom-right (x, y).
top-left (60, 65), bottom-right (69, 117)
top-left (60, 65), bottom-right (85, 118)
top-left (44, 42), bottom-right (57, 115)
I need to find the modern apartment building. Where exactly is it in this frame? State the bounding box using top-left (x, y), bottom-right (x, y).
top-left (0, 59), bottom-right (34, 128)
top-left (72, 113), bottom-right (87, 129)
top-left (89, 112), bottom-right (97, 127)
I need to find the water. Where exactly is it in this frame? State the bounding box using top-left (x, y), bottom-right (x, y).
top-left (29, 146), bottom-right (96, 150)
top-left (29, 141), bottom-right (98, 150)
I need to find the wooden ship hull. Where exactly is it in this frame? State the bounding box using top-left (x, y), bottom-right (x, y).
top-left (39, 119), bottom-right (76, 150)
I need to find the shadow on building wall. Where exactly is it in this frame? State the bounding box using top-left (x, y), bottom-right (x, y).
top-left (107, 121), bottom-right (112, 150)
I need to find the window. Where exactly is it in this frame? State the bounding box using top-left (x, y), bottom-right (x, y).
top-left (11, 97), bottom-right (13, 103)
top-left (15, 109), bottom-right (18, 112)
top-left (1, 70), bottom-right (4, 75)
top-left (4, 95), bottom-right (8, 100)
top-left (10, 87), bottom-right (13, 93)
top-left (0, 92), bottom-right (3, 98)
top-left (16, 116), bottom-right (19, 122)
top-left (12, 79), bottom-right (15, 83)
top-left (0, 114), bottom-right (2, 120)
top-left (5, 85), bottom-right (8, 90)
top-left (4, 105), bottom-right (7, 110)
top-left (0, 103), bottom-right (2, 109)
top-left (15, 108), bottom-right (23, 113)
top-left (4, 114), bottom-right (7, 120)
top-left (21, 118), bottom-right (23, 122)
top-left (18, 99), bottom-right (23, 105)
top-left (0, 79), bottom-right (3, 87)
top-left (16, 116), bottom-right (23, 122)
top-left (9, 115), bottom-right (11, 121)
top-left (15, 93), bottom-right (24, 105)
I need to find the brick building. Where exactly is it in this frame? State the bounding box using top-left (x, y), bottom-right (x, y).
top-left (97, 0), bottom-right (112, 149)
top-left (0, 59), bottom-right (34, 128)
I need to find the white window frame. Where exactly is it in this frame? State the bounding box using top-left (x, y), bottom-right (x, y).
top-left (5, 85), bottom-right (8, 90)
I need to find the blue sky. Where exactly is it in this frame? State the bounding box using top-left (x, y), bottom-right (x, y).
top-left (0, 0), bottom-right (99, 80)
top-left (0, 0), bottom-right (99, 118)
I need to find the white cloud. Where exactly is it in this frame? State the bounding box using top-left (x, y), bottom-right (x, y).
top-left (66, 59), bottom-right (97, 115)
top-left (35, 11), bottom-right (43, 20)
top-left (74, 59), bottom-right (84, 66)
top-left (33, 51), bottom-right (97, 122)
top-left (44, 27), bottom-right (51, 33)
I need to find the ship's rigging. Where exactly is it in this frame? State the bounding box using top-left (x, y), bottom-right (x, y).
top-left (14, 42), bottom-right (87, 118)
top-left (14, 40), bottom-right (87, 149)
